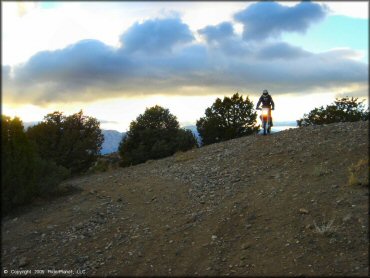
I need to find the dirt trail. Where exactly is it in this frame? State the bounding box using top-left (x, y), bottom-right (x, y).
top-left (2, 121), bottom-right (369, 276)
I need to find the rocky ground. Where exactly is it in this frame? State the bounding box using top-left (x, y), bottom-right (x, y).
top-left (2, 121), bottom-right (369, 276)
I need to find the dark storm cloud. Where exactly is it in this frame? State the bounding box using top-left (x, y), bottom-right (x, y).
top-left (3, 7), bottom-right (367, 104)
top-left (120, 17), bottom-right (194, 54)
top-left (234, 1), bottom-right (327, 41)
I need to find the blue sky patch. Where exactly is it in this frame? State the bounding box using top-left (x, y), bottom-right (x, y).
top-left (40, 2), bottom-right (59, 9)
top-left (282, 15), bottom-right (368, 62)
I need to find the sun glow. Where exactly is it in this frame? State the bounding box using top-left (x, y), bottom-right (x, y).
top-left (272, 92), bottom-right (336, 122)
top-left (2, 104), bottom-right (47, 123)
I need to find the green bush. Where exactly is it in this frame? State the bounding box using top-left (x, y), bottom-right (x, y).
top-left (119, 105), bottom-right (198, 166)
top-left (297, 97), bottom-right (369, 127)
top-left (27, 110), bottom-right (103, 175)
top-left (196, 93), bottom-right (259, 145)
top-left (2, 116), bottom-right (39, 213)
top-left (34, 157), bottom-right (71, 196)
top-left (2, 115), bottom-right (70, 215)
top-left (176, 129), bottom-right (198, 152)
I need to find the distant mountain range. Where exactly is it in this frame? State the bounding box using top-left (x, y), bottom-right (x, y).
top-left (23, 121), bottom-right (40, 130)
top-left (272, 121), bottom-right (297, 127)
top-left (182, 125), bottom-right (202, 145)
top-left (102, 127), bottom-right (201, 155)
top-left (23, 121), bottom-right (297, 155)
top-left (101, 130), bottom-right (126, 155)
top-left (22, 122), bottom-right (126, 155)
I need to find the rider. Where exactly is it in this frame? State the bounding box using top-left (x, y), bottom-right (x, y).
top-left (256, 89), bottom-right (275, 126)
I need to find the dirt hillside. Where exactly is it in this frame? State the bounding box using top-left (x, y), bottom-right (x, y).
top-left (2, 121), bottom-right (369, 276)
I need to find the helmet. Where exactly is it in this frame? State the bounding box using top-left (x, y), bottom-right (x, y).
top-left (262, 89), bottom-right (268, 96)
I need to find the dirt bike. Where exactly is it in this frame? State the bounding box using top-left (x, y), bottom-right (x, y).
top-left (257, 107), bottom-right (272, 135)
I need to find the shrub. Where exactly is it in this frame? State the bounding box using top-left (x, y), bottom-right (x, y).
top-left (297, 97), bottom-right (369, 127)
top-left (196, 93), bottom-right (259, 145)
top-left (1, 116), bottom-right (70, 215)
top-left (27, 110), bottom-right (103, 175)
top-left (313, 163), bottom-right (331, 177)
top-left (2, 116), bottom-right (39, 213)
top-left (174, 150), bottom-right (198, 163)
top-left (119, 105), bottom-right (198, 166)
top-left (313, 215), bottom-right (336, 235)
top-left (34, 157), bottom-right (71, 196)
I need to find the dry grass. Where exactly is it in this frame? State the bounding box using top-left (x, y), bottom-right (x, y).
top-left (88, 156), bottom-right (121, 173)
top-left (313, 215), bottom-right (336, 235)
top-left (174, 150), bottom-right (198, 162)
top-left (348, 158), bottom-right (369, 186)
top-left (348, 172), bottom-right (359, 186)
top-left (313, 163), bottom-right (331, 177)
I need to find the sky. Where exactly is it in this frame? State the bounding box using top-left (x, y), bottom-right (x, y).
top-left (2, 1), bottom-right (369, 132)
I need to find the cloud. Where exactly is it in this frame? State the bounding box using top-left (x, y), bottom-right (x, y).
top-left (120, 17), bottom-right (194, 54)
top-left (16, 2), bottom-right (37, 17)
top-left (324, 2), bottom-right (368, 19)
top-left (316, 48), bottom-right (367, 61)
top-left (255, 42), bottom-right (312, 60)
top-left (15, 39), bottom-right (129, 84)
top-left (198, 22), bottom-right (250, 56)
top-left (334, 86), bottom-right (369, 99)
top-left (234, 2), bottom-right (328, 41)
top-left (3, 12), bottom-right (368, 105)
top-left (2, 65), bottom-right (11, 80)
top-left (198, 22), bottom-right (235, 43)
top-left (8, 39), bottom-right (135, 103)
top-left (98, 119), bottom-right (119, 124)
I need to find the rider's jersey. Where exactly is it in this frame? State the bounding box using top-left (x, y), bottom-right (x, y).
top-left (256, 94), bottom-right (275, 109)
